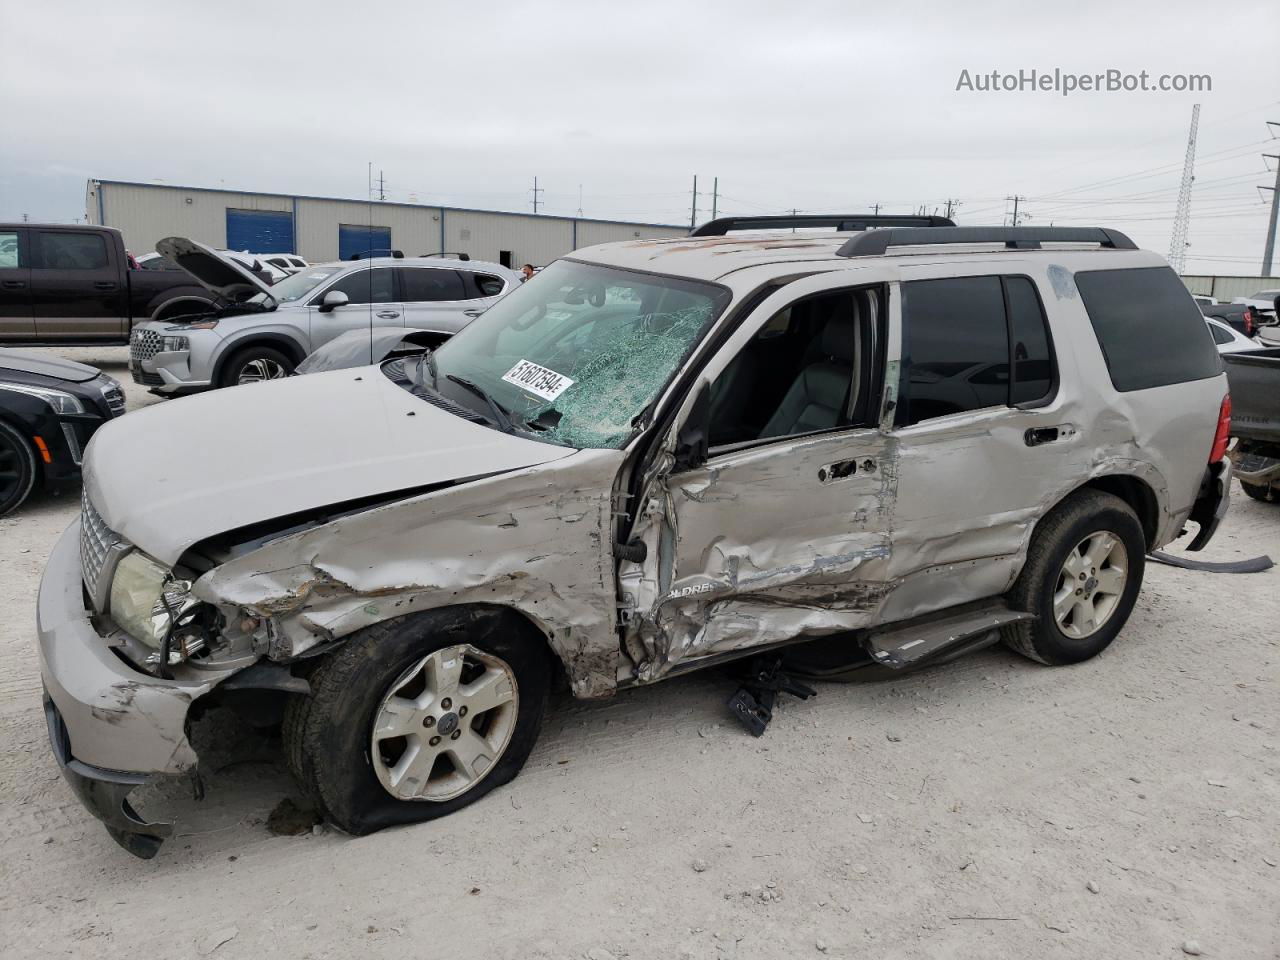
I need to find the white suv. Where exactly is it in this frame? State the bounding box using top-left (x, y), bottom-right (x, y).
top-left (39, 216), bottom-right (1231, 856)
top-left (128, 237), bottom-right (519, 392)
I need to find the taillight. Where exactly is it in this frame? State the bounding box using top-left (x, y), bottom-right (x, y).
top-left (1210, 393), bottom-right (1231, 463)
top-left (1243, 307), bottom-right (1255, 336)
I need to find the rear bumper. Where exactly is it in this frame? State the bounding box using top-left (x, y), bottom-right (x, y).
top-left (36, 521), bottom-right (233, 857)
top-left (1186, 459), bottom-right (1231, 550)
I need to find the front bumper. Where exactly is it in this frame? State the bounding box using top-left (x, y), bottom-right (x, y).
top-left (132, 347), bottom-right (212, 393)
top-left (36, 521), bottom-right (232, 856)
top-left (1186, 458), bottom-right (1231, 550)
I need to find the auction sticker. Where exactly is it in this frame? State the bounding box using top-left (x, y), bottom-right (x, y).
top-left (502, 359), bottom-right (575, 401)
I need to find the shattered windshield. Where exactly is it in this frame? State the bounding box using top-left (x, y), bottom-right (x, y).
top-left (396, 260), bottom-right (729, 448)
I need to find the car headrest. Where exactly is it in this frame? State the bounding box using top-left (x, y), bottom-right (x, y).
top-left (820, 316), bottom-right (856, 363)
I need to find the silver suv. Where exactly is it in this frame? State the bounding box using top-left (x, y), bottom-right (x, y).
top-left (38, 216), bottom-right (1231, 856)
top-left (128, 237), bottom-right (519, 391)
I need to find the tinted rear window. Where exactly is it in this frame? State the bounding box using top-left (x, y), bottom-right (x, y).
top-left (1075, 266), bottom-right (1220, 392)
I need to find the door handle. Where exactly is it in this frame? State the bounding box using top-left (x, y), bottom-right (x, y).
top-left (0, 280), bottom-right (24, 289)
top-left (375, 311), bottom-right (400, 319)
top-left (817, 457), bottom-right (877, 483)
top-left (93, 281), bottom-right (118, 290)
top-left (463, 309), bottom-right (484, 318)
top-left (1024, 424), bottom-right (1076, 447)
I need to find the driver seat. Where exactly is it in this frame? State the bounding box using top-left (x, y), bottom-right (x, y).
top-left (757, 308), bottom-right (857, 440)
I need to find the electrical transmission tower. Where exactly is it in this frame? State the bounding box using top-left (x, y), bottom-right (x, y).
top-left (1167, 103), bottom-right (1200, 274)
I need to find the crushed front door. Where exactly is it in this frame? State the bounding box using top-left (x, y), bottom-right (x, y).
top-left (619, 273), bottom-right (899, 682)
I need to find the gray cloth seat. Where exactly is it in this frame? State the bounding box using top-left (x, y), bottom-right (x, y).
top-left (758, 317), bottom-right (856, 439)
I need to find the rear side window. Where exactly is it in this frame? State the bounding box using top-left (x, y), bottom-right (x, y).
top-left (1006, 277), bottom-right (1053, 404)
top-left (0, 231), bottom-right (19, 268)
top-left (897, 276), bottom-right (1009, 426)
top-left (468, 273), bottom-right (506, 297)
top-left (1075, 266), bottom-right (1220, 392)
top-left (1207, 322), bottom-right (1234, 345)
top-left (35, 231), bottom-right (108, 270)
top-left (401, 268), bottom-right (465, 302)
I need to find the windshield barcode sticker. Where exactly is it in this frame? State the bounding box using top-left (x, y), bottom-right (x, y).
top-left (502, 359), bottom-right (575, 401)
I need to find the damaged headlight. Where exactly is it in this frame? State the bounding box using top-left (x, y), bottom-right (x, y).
top-left (109, 551), bottom-right (206, 663)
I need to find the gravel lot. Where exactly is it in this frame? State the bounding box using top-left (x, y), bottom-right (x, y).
top-left (1, 347), bottom-right (1276, 959)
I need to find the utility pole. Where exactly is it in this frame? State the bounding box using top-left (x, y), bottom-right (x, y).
top-left (530, 176), bottom-right (544, 215)
top-left (1007, 195), bottom-right (1027, 227)
top-left (1167, 103), bottom-right (1200, 274)
top-left (367, 161), bottom-right (372, 201)
top-left (377, 170), bottom-right (386, 202)
top-left (577, 183), bottom-right (584, 218)
top-left (943, 199), bottom-right (960, 220)
top-left (1261, 121), bottom-right (1280, 276)
top-left (711, 177), bottom-right (718, 220)
top-left (690, 175), bottom-right (698, 229)
top-left (872, 203), bottom-right (881, 215)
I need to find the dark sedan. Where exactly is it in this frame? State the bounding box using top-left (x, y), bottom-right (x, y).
top-left (0, 350), bottom-right (125, 514)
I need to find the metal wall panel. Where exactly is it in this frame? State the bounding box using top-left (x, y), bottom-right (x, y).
top-left (443, 210), bottom-right (574, 267)
top-left (574, 220), bottom-right (687, 251)
top-left (295, 199), bottom-right (443, 263)
top-left (96, 182), bottom-right (291, 257)
top-left (1180, 274), bottom-right (1280, 300)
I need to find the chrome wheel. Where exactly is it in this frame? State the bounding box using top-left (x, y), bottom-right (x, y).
top-left (1053, 531), bottom-right (1128, 640)
top-left (237, 357), bottom-right (288, 384)
top-left (370, 644), bottom-right (519, 802)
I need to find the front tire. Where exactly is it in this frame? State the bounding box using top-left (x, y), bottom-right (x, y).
top-left (1002, 490), bottom-right (1146, 665)
top-left (286, 608), bottom-right (550, 836)
top-left (218, 344), bottom-right (295, 388)
top-left (0, 420), bottom-right (38, 517)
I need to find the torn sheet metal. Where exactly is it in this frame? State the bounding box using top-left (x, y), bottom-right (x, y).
top-left (195, 448), bottom-right (625, 699)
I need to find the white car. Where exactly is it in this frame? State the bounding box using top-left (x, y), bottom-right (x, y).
top-left (256, 253), bottom-right (309, 276)
top-left (1205, 316), bottom-right (1261, 354)
top-left (128, 237), bottom-right (519, 392)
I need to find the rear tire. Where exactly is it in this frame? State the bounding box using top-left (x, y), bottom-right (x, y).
top-left (289, 608), bottom-right (550, 836)
top-left (1240, 480), bottom-right (1276, 503)
top-left (218, 344), bottom-right (295, 388)
top-left (1002, 490), bottom-right (1146, 665)
top-left (0, 420), bottom-right (38, 517)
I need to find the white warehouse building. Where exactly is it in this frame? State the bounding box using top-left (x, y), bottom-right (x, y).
top-left (84, 179), bottom-right (688, 267)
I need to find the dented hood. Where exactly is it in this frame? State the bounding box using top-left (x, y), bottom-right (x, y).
top-left (83, 368), bottom-right (575, 565)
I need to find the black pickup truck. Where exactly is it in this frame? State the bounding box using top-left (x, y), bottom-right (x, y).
top-left (1223, 347), bottom-right (1280, 503)
top-left (0, 223), bottom-right (214, 345)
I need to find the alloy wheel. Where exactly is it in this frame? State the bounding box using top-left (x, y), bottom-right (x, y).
top-left (1053, 530), bottom-right (1128, 640)
top-left (237, 358), bottom-right (288, 384)
top-left (370, 644), bottom-right (519, 801)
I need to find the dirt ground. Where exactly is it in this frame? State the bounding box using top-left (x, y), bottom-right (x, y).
top-left (0, 347), bottom-right (1276, 960)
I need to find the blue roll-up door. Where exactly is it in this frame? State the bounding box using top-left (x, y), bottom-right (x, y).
top-left (338, 224), bottom-right (392, 260)
top-left (226, 209), bottom-right (295, 253)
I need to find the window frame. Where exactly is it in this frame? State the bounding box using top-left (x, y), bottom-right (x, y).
top-left (308, 265), bottom-right (398, 306)
top-left (704, 282), bottom-right (888, 459)
top-left (398, 265), bottom-right (468, 304)
top-left (32, 230), bottom-right (110, 271)
top-left (1001, 273), bottom-right (1059, 410)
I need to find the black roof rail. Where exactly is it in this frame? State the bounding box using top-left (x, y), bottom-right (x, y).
top-left (691, 214), bottom-right (955, 237)
top-left (419, 251), bottom-right (471, 261)
top-left (837, 226), bottom-right (1137, 258)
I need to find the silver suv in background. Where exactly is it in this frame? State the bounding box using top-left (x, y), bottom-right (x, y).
top-left (39, 217), bottom-right (1231, 856)
top-left (129, 238), bottom-right (518, 391)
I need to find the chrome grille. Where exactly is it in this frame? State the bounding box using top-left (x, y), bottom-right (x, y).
top-left (130, 327), bottom-right (163, 364)
top-left (99, 377), bottom-right (126, 418)
top-left (80, 488), bottom-right (128, 611)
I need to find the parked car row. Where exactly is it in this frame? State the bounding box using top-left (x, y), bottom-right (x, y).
top-left (26, 215), bottom-right (1237, 859)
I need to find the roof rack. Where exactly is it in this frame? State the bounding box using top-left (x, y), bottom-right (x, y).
top-left (419, 251), bottom-right (471, 261)
top-left (836, 226), bottom-right (1137, 258)
top-left (690, 214), bottom-right (955, 237)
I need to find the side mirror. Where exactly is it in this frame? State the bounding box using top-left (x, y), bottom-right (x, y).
top-left (672, 382), bottom-right (711, 472)
top-left (318, 290), bottom-right (349, 313)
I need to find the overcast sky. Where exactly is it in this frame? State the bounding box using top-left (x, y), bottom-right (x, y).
top-left (1, 0), bottom-right (1277, 274)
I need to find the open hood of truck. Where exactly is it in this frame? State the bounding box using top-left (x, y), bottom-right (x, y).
top-left (82, 368), bottom-right (576, 565)
top-left (156, 236), bottom-right (277, 306)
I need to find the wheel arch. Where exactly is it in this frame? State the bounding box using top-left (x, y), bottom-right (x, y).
top-left (1069, 474), bottom-right (1160, 551)
top-left (211, 333), bottom-right (309, 385)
